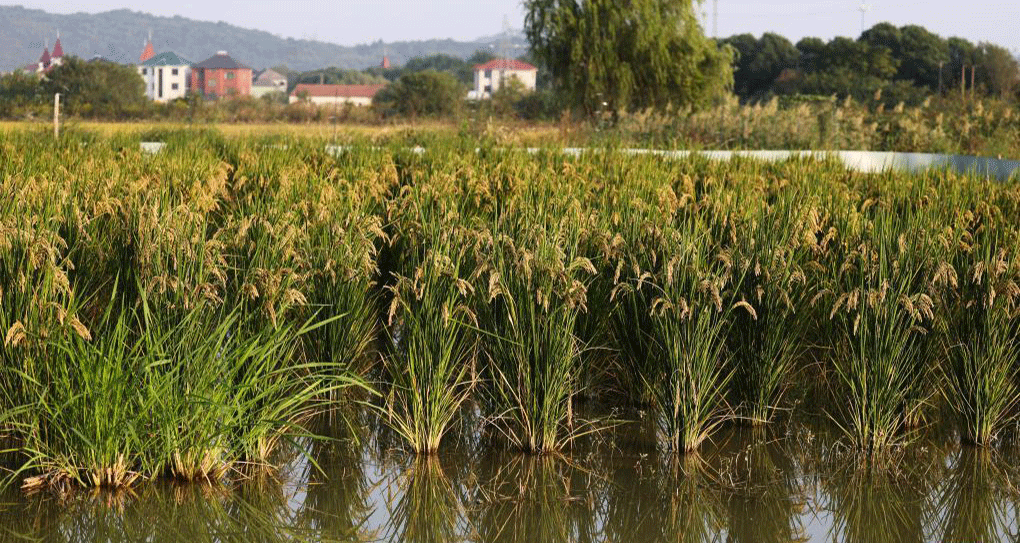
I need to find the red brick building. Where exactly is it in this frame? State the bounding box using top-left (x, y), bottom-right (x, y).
top-left (190, 51), bottom-right (252, 99)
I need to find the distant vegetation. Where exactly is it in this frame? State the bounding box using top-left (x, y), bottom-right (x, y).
top-left (1, 3), bottom-right (1019, 157)
top-left (722, 23), bottom-right (1019, 106)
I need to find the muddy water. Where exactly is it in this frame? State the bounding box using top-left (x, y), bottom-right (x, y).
top-left (2, 412), bottom-right (1019, 543)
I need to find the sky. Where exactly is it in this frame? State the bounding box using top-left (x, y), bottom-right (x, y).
top-left (10, 0), bottom-right (1020, 51)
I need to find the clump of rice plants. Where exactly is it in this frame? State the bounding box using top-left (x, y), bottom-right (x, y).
top-left (825, 209), bottom-right (936, 451)
top-left (12, 290), bottom-right (360, 490)
top-left (940, 229), bottom-right (1020, 446)
top-left (476, 226), bottom-right (595, 453)
top-left (646, 218), bottom-right (739, 453)
top-left (727, 190), bottom-right (808, 425)
top-left (381, 235), bottom-right (477, 454)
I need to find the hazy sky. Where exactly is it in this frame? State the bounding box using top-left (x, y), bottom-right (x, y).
top-left (11, 0), bottom-right (1020, 50)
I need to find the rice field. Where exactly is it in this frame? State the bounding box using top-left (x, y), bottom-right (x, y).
top-left (2, 128), bottom-right (1020, 491)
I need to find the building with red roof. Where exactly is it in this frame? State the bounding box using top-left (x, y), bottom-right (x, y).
top-left (23, 35), bottom-right (65, 75)
top-left (190, 51), bottom-right (252, 99)
top-left (52, 36), bottom-right (64, 60)
top-left (289, 83), bottom-right (386, 107)
top-left (472, 58), bottom-right (537, 99)
top-left (140, 39), bottom-right (155, 63)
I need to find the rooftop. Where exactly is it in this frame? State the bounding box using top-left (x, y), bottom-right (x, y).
top-left (253, 68), bottom-right (287, 86)
top-left (140, 40), bottom-right (155, 63)
top-left (193, 52), bottom-right (251, 71)
top-left (473, 58), bottom-right (537, 72)
top-left (141, 51), bottom-right (190, 67)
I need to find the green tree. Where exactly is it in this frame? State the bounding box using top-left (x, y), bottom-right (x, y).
top-left (293, 67), bottom-right (385, 90)
top-left (947, 37), bottom-right (979, 92)
top-left (722, 32), bottom-right (799, 101)
top-left (524, 0), bottom-right (732, 115)
top-left (975, 43), bottom-right (1020, 98)
top-left (0, 71), bottom-right (41, 118)
top-left (42, 57), bottom-right (146, 118)
top-left (895, 25), bottom-right (949, 90)
top-left (373, 70), bottom-right (463, 118)
top-left (490, 75), bottom-right (527, 118)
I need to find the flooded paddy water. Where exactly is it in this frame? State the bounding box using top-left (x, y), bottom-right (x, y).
top-left (2, 408), bottom-right (1019, 543)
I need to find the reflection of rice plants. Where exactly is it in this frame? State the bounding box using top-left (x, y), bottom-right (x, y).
top-left (386, 457), bottom-right (464, 543)
top-left (663, 455), bottom-right (726, 543)
top-left (720, 428), bottom-right (806, 543)
top-left (472, 455), bottom-right (596, 543)
top-left (823, 464), bottom-right (928, 543)
top-left (936, 448), bottom-right (1013, 543)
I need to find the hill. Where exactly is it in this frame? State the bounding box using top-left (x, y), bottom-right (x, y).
top-left (0, 5), bottom-right (528, 72)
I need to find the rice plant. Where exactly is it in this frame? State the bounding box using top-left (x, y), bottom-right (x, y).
top-left (941, 231), bottom-right (1020, 446)
top-left (477, 227), bottom-right (595, 453)
top-left (381, 236), bottom-right (477, 454)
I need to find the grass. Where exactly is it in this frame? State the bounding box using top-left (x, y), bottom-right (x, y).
top-left (3, 128), bottom-right (1020, 492)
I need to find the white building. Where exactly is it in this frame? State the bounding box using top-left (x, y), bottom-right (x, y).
top-left (139, 52), bottom-right (190, 102)
top-left (289, 83), bottom-right (386, 107)
top-left (472, 58), bottom-right (538, 99)
top-left (252, 68), bottom-right (288, 99)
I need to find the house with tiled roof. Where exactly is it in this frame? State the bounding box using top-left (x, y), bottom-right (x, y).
top-left (251, 68), bottom-right (287, 99)
top-left (139, 51), bottom-right (191, 102)
top-left (190, 52), bottom-right (252, 99)
top-left (139, 38), bottom-right (155, 63)
top-left (472, 58), bottom-right (537, 99)
top-left (288, 84), bottom-right (386, 107)
top-left (23, 35), bottom-right (65, 75)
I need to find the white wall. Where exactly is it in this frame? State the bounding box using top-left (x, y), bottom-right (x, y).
top-left (252, 84), bottom-right (285, 99)
top-left (473, 68), bottom-right (537, 99)
top-left (138, 65), bottom-right (189, 102)
top-left (289, 95), bottom-right (374, 107)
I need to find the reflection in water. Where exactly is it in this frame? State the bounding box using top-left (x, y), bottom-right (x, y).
top-left (719, 428), bottom-right (807, 543)
top-left (663, 454), bottom-right (725, 543)
top-left (385, 456), bottom-right (464, 543)
top-left (297, 414), bottom-right (376, 541)
top-left (937, 448), bottom-right (1015, 543)
top-left (3, 416), bottom-right (1020, 543)
top-left (822, 460), bottom-right (930, 543)
top-left (472, 454), bottom-right (598, 543)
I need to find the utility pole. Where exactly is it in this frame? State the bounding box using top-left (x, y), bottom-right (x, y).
top-left (971, 65), bottom-right (976, 99)
top-left (961, 65), bottom-right (966, 98)
top-left (858, 2), bottom-right (870, 36)
top-left (713, 0), bottom-right (719, 38)
top-left (53, 93), bottom-right (60, 139)
top-left (938, 61), bottom-right (944, 95)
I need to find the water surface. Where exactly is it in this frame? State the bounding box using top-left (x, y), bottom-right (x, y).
top-left (2, 412), bottom-right (1019, 543)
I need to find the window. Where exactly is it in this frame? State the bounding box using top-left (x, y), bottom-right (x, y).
top-left (209, 79), bottom-right (217, 87)
top-left (171, 83), bottom-right (179, 90)
top-left (484, 69), bottom-right (491, 78)
top-left (226, 72), bottom-right (235, 80)
top-left (141, 68), bottom-right (147, 75)
top-left (171, 68), bottom-right (178, 76)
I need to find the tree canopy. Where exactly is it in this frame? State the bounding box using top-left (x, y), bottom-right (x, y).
top-left (524, 0), bottom-right (732, 115)
top-left (372, 70), bottom-right (463, 118)
top-left (42, 57), bottom-right (147, 118)
top-left (725, 24), bottom-right (1020, 105)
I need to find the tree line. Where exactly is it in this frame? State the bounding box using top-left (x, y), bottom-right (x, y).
top-left (723, 23), bottom-right (1019, 105)
top-left (2, 0), bottom-right (1017, 122)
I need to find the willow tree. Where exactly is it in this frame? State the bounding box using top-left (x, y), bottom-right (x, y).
top-left (524, 0), bottom-right (732, 116)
